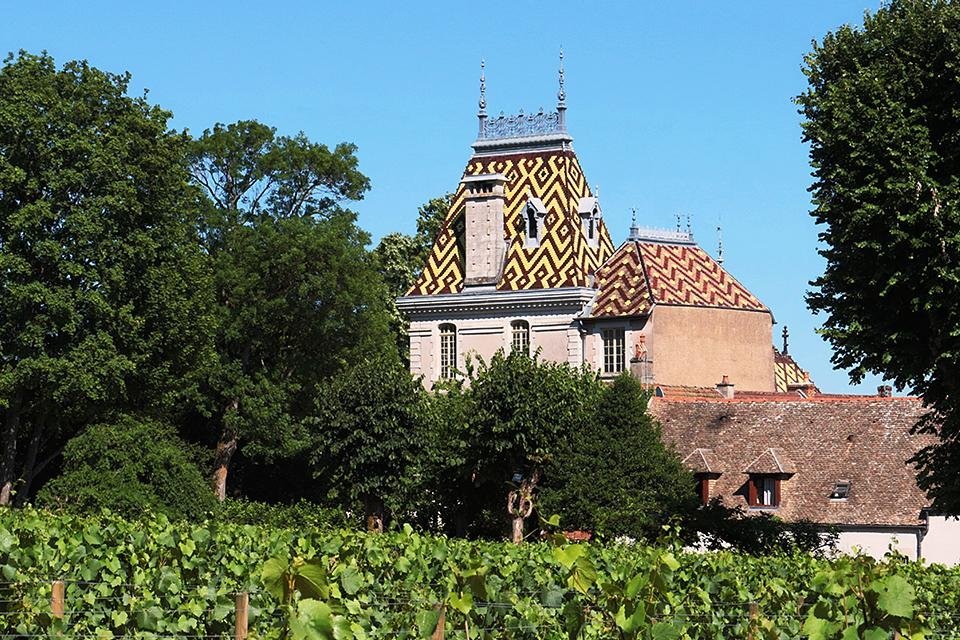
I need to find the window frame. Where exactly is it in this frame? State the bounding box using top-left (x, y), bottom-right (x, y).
top-left (601, 327), bottom-right (626, 375)
top-left (439, 323), bottom-right (457, 380)
top-left (747, 475), bottom-right (781, 508)
top-left (510, 319), bottom-right (530, 355)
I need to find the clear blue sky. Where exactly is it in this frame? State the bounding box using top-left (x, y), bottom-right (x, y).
top-left (2, 1), bottom-right (889, 393)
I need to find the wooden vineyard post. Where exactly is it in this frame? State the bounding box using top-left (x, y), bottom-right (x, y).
top-left (51, 580), bottom-right (64, 620)
top-left (431, 604), bottom-right (445, 640)
top-left (747, 602), bottom-right (759, 640)
top-left (235, 592), bottom-right (249, 640)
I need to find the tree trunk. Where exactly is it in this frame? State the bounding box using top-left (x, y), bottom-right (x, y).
top-left (506, 468), bottom-right (540, 544)
top-left (17, 415), bottom-right (44, 505)
top-left (0, 391), bottom-right (24, 507)
top-left (365, 495), bottom-right (384, 533)
top-left (212, 398), bottom-right (239, 502)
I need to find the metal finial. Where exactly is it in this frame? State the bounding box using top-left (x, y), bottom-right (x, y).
top-left (675, 213), bottom-right (681, 232)
top-left (629, 208), bottom-right (639, 240)
top-left (558, 47), bottom-right (566, 104)
top-left (479, 59), bottom-right (486, 113)
top-left (686, 214), bottom-right (692, 235)
top-left (717, 225), bottom-right (724, 266)
top-left (782, 326), bottom-right (790, 354)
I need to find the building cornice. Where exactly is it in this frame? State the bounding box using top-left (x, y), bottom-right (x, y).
top-left (397, 287), bottom-right (596, 317)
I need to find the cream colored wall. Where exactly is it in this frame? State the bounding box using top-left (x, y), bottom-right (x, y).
top-left (921, 516), bottom-right (960, 566)
top-left (647, 306), bottom-right (774, 391)
top-left (835, 530), bottom-right (919, 561)
top-left (409, 312), bottom-right (582, 386)
top-left (583, 318), bottom-right (648, 380)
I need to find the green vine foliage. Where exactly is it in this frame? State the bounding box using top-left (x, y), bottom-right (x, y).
top-left (2, 509), bottom-right (959, 639)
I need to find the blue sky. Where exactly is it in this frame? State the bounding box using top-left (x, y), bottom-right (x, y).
top-left (2, 1), bottom-right (888, 393)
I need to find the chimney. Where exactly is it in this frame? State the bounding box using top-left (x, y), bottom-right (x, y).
top-left (878, 385), bottom-right (893, 397)
top-left (787, 371), bottom-right (817, 397)
top-left (716, 375), bottom-right (735, 399)
top-left (462, 173), bottom-right (508, 286)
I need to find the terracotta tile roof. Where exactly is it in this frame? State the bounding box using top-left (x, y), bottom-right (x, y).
top-left (743, 448), bottom-right (796, 475)
top-left (590, 239), bottom-right (767, 318)
top-left (650, 395), bottom-right (934, 527)
top-left (407, 150), bottom-right (615, 295)
top-left (682, 448), bottom-right (720, 474)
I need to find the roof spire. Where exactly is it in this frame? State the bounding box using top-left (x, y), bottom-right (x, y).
top-left (557, 47), bottom-right (567, 130)
top-left (717, 224), bottom-right (724, 266)
top-left (629, 208), bottom-right (639, 240)
top-left (782, 325), bottom-right (790, 354)
top-left (477, 58), bottom-right (487, 137)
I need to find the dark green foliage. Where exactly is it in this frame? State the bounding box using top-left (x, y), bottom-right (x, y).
top-left (310, 354), bottom-right (427, 528)
top-left (540, 374), bottom-right (697, 539)
top-left (38, 416), bottom-right (216, 520)
top-left (187, 120), bottom-right (391, 500)
top-left (797, 0), bottom-right (960, 511)
top-left (0, 52), bottom-right (215, 505)
top-left (216, 498), bottom-right (358, 530)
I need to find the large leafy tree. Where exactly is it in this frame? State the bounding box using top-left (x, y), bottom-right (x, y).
top-left (0, 52), bottom-right (215, 505)
top-left (798, 0), bottom-right (960, 511)
top-left (443, 351), bottom-right (603, 541)
top-left (539, 374), bottom-right (695, 539)
top-left (187, 121), bottom-right (391, 500)
top-left (310, 353), bottom-right (427, 531)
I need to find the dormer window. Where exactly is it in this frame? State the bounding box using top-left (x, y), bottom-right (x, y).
top-left (577, 196), bottom-right (601, 248)
top-left (829, 480), bottom-right (851, 500)
top-left (524, 197), bottom-right (547, 248)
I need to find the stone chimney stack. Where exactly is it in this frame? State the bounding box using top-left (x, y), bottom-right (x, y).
top-left (462, 173), bottom-right (508, 286)
top-left (717, 375), bottom-right (735, 399)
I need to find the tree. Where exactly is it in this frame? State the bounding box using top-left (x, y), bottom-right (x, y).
top-left (310, 354), bottom-right (426, 531)
top-left (38, 415), bottom-right (216, 520)
top-left (797, 0), bottom-right (960, 511)
top-left (454, 351), bottom-right (603, 541)
top-left (188, 121), bottom-right (391, 500)
top-left (0, 52), bottom-right (215, 505)
top-left (372, 194), bottom-right (451, 357)
top-left (539, 374), bottom-right (696, 539)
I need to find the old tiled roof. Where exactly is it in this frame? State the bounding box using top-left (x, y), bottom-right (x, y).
top-left (682, 448), bottom-right (720, 474)
top-left (590, 239), bottom-right (767, 318)
top-left (743, 448), bottom-right (795, 475)
top-left (407, 150), bottom-right (615, 295)
top-left (650, 395), bottom-right (934, 527)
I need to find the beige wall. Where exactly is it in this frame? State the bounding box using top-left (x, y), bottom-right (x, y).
top-left (921, 516), bottom-right (960, 566)
top-left (647, 305), bottom-right (774, 391)
top-left (409, 312), bottom-right (581, 386)
top-left (835, 530), bottom-right (919, 561)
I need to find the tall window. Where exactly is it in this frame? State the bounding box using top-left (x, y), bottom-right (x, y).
top-left (526, 208), bottom-right (539, 241)
top-left (511, 320), bottom-right (530, 354)
top-left (602, 328), bottom-right (625, 374)
top-left (439, 324), bottom-right (457, 379)
top-left (748, 475), bottom-right (780, 508)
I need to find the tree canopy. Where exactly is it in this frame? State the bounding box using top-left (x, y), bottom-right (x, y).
top-left (0, 51), bottom-right (215, 506)
top-left (798, 0), bottom-right (960, 511)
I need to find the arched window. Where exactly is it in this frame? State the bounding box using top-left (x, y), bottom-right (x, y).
top-left (439, 323), bottom-right (457, 379)
top-left (511, 320), bottom-right (530, 354)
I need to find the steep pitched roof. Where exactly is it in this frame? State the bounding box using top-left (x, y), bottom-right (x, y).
top-left (590, 237), bottom-right (767, 318)
top-left (407, 149), bottom-right (615, 295)
top-left (774, 347), bottom-right (818, 393)
top-left (650, 395), bottom-right (933, 527)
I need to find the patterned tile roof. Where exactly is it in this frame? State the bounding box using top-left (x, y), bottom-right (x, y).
top-left (590, 240), bottom-right (767, 318)
top-left (774, 348), bottom-right (818, 393)
top-left (650, 395), bottom-right (933, 527)
top-left (407, 149), bottom-right (615, 295)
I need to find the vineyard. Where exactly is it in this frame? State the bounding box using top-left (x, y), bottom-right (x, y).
top-left (2, 509), bottom-right (960, 639)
